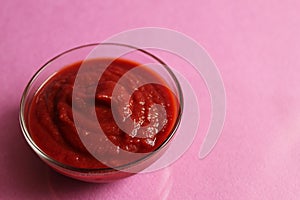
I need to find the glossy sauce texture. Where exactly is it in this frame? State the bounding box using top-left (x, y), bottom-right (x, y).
top-left (28, 59), bottom-right (180, 169)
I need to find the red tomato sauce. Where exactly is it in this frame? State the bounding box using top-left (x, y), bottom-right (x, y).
top-left (28, 58), bottom-right (180, 169)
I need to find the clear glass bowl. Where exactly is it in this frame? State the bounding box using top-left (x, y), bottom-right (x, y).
top-left (19, 43), bottom-right (183, 183)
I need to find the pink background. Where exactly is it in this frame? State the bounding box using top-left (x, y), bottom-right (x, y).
top-left (1, 0), bottom-right (300, 199)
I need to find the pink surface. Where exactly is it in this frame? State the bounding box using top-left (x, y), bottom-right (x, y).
top-left (1, 0), bottom-right (300, 199)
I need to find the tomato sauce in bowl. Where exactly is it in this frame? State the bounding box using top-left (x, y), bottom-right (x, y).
top-left (20, 44), bottom-right (183, 182)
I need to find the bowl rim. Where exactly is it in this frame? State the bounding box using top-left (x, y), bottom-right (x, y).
top-left (19, 43), bottom-right (184, 173)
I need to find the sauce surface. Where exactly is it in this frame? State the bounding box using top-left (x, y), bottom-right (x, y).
top-left (28, 58), bottom-right (180, 169)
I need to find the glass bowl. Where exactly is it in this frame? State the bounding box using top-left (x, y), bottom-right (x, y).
top-left (19, 43), bottom-right (183, 183)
